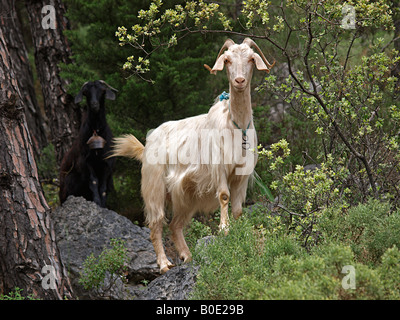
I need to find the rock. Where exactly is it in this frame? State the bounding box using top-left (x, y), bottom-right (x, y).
top-left (196, 235), bottom-right (216, 249)
top-left (136, 235), bottom-right (218, 300)
top-left (52, 196), bottom-right (210, 300)
top-left (52, 196), bottom-right (159, 299)
top-left (136, 264), bottom-right (199, 300)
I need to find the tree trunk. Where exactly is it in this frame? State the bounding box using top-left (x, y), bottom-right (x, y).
top-left (0, 27), bottom-right (74, 300)
top-left (0, 0), bottom-right (48, 157)
top-left (25, 0), bottom-right (81, 165)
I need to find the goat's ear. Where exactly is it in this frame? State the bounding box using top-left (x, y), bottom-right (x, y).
top-left (74, 91), bottom-right (84, 104)
top-left (253, 53), bottom-right (270, 72)
top-left (210, 54), bottom-right (226, 75)
top-left (105, 89), bottom-right (116, 100)
top-left (75, 81), bottom-right (89, 104)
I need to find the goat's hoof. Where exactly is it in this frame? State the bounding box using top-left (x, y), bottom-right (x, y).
top-left (181, 254), bottom-right (192, 263)
top-left (218, 224), bottom-right (229, 235)
top-left (160, 262), bottom-right (175, 275)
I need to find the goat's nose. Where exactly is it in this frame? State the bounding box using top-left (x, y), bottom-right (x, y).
top-left (91, 102), bottom-right (100, 112)
top-left (235, 77), bottom-right (245, 84)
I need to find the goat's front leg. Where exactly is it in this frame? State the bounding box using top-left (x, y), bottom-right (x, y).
top-left (98, 168), bottom-right (112, 208)
top-left (218, 178), bottom-right (230, 234)
top-left (88, 165), bottom-right (101, 206)
top-left (230, 176), bottom-right (249, 220)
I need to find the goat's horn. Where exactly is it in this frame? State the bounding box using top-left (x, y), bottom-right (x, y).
top-left (203, 64), bottom-right (212, 72)
top-left (243, 38), bottom-right (275, 69)
top-left (98, 80), bottom-right (119, 92)
top-left (215, 38), bottom-right (235, 60)
top-left (79, 81), bottom-right (90, 90)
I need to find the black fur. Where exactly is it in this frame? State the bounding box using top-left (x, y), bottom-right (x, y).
top-left (59, 80), bottom-right (117, 207)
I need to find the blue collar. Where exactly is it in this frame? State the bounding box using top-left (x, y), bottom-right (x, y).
top-left (219, 91), bottom-right (230, 101)
top-left (219, 91), bottom-right (251, 136)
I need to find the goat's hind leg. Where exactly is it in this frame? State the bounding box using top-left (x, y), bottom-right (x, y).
top-left (150, 220), bottom-right (175, 274)
top-left (169, 207), bottom-right (195, 263)
top-left (146, 196), bottom-right (174, 274)
top-left (142, 164), bottom-right (174, 274)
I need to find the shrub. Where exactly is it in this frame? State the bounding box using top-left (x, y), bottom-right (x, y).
top-left (191, 203), bottom-right (400, 300)
top-left (191, 216), bottom-right (306, 300)
top-left (79, 238), bottom-right (128, 298)
top-left (320, 199), bottom-right (400, 265)
top-left (0, 287), bottom-right (36, 300)
top-left (185, 218), bottom-right (212, 252)
top-left (379, 246), bottom-right (400, 300)
top-left (257, 140), bottom-right (349, 249)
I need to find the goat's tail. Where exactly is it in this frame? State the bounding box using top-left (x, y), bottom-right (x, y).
top-left (110, 134), bottom-right (144, 162)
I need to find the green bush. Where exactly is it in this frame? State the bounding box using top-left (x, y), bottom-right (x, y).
top-left (257, 140), bottom-right (350, 249)
top-left (185, 218), bottom-right (212, 252)
top-left (379, 246), bottom-right (400, 299)
top-left (319, 199), bottom-right (400, 265)
top-left (191, 216), bottom-right (306, 300)
top-left (79, 238), bottom-right (128, 297)
top-left (0, 287), bottom-right (36, 300)
top-left (190, 200), bottom-right (400, 300)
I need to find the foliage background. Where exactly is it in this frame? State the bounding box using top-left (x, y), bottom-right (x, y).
top-left (34, 0), bottom-right (400, 299)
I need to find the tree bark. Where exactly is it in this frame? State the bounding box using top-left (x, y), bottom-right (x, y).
top-left (0, 0), bottom-right (48, 157)
top-left (0, 27), bottom-right (74, 300)
top-left (24, 0), bottom-right (81, 165)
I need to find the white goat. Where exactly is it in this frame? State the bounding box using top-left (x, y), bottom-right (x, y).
top-left (111, 38), bottom-right (275, 273)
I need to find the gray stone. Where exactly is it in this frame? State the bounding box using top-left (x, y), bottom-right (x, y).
top-left (135, 235), bottom-right (219, 300)
top-left (136, 264), bottom-right (199, 300)
top-left (52, 196), bottom-right (159, 299)
top-left (52, 196), bottom-right (207, 300)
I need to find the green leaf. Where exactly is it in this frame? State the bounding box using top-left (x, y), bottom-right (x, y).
top-left (253, 171), bottom-right (274, 201)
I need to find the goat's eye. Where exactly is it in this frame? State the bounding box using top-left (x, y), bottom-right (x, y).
top-left (250, 58), bottom-right (255, 63)
top-left (224, 58), bottom-right (230, 64)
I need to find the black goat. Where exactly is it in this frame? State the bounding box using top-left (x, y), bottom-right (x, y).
top-left (59, 80), bottom-right (117, 207)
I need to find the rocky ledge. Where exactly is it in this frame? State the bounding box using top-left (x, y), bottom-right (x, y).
top-left (52, 196), bottom-right (198, 300)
